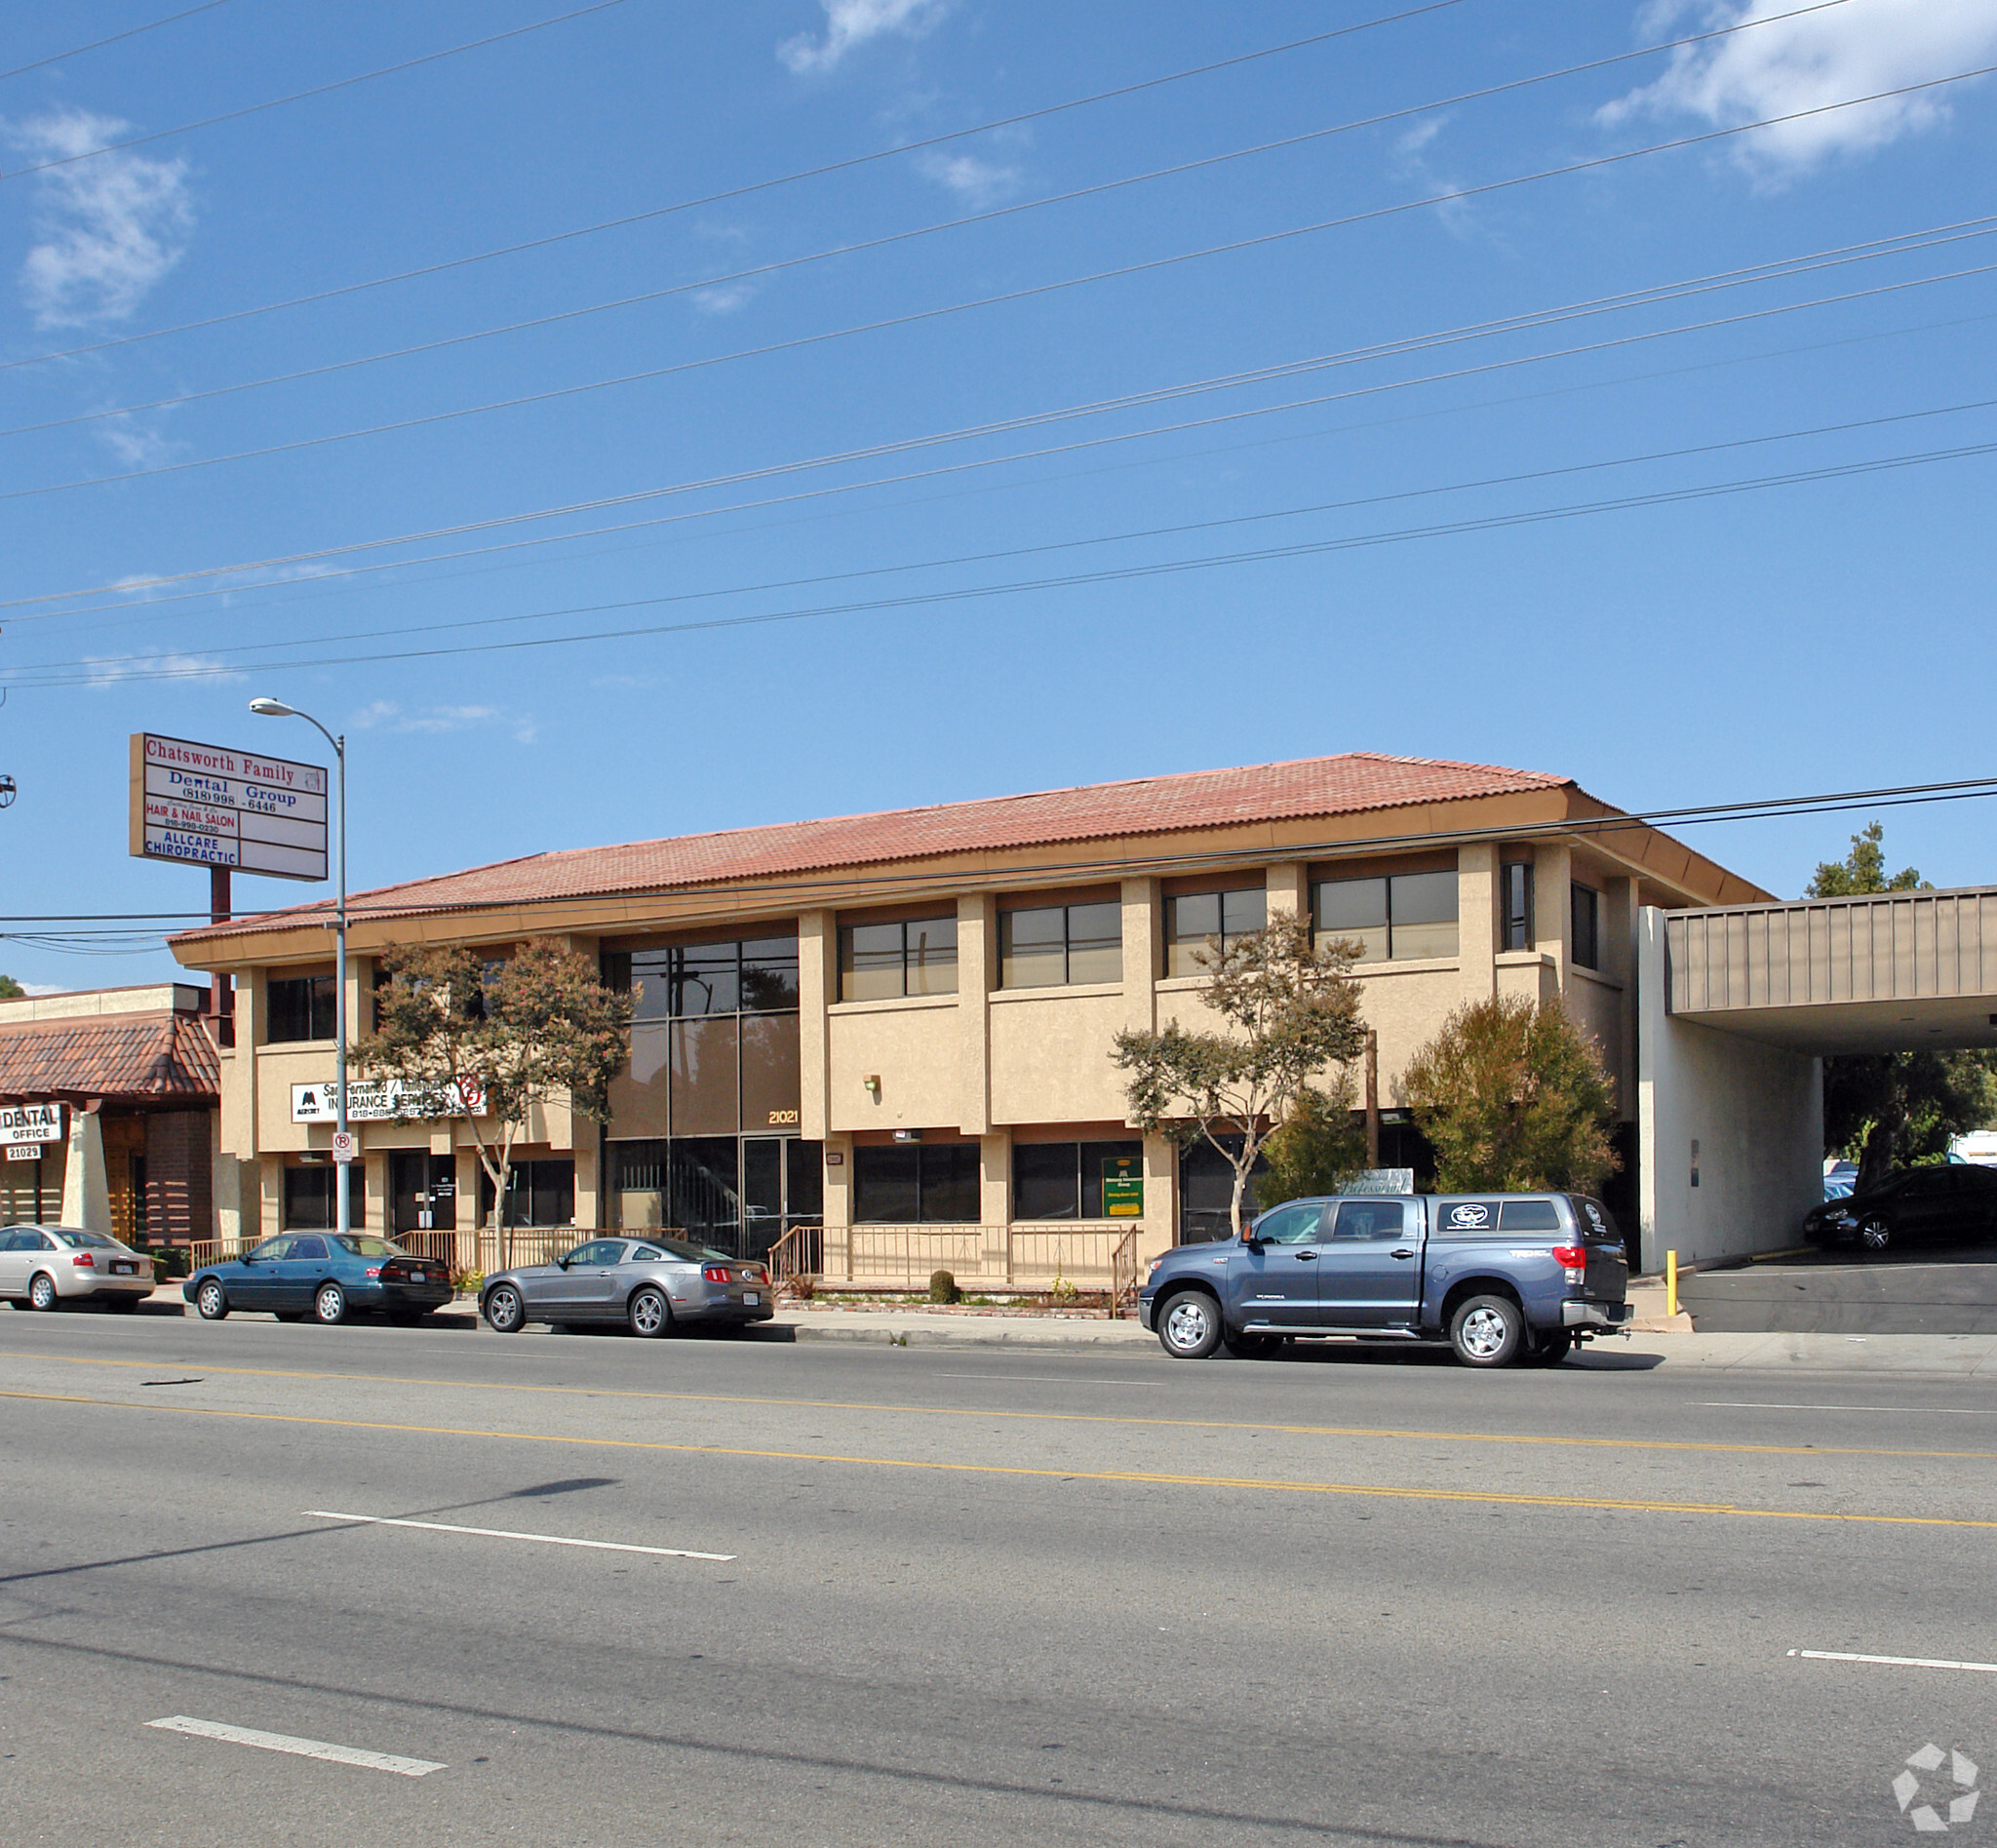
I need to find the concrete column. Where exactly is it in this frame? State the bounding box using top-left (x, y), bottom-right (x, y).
top-left (1121, 877), bottom-right (1159, 1038)
top-left (1266, 862), bottom-right (1307, 922)
top-left (1458, 842), bottom-right (1499, 1002)
top-left (259, 1155), bottom-right (282, 1238)
top-left (1534, 843), bottom-right (1572, 999)
top-left (59, 1108), bottom-right (111, 1233)
top-left (823, 1134), bottom-right (852, 1280)
top-left (364, 1152), bottom-right (388, 1238)
top-left (572, 1136), bottom-right (600, 1232)
top-left (958, 892), bottom-right (995, 1136)
top-left (1142, 1129), bottom-right (1178, 1259)
top-left (980, 1129), bottom-right (1010, 1227)
top-left (798, 909), bottom-right (834, 1142)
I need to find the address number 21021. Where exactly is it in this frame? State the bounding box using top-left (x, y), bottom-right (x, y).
top-left (766, 1110), bottom-right (801, 1126)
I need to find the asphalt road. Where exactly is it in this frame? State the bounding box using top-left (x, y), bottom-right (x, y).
top-left (1683, 1248), bottom-right (1997, 1333)
top-left (5, 1311), bottom-right (1997, 1846)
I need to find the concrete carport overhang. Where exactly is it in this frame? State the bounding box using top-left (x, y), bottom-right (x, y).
top-left (1637, 885), bottom-right (1997, 1272)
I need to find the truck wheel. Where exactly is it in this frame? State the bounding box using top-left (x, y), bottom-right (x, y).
top-left (1449, 1294), bottom-right (1524, 1368)
top-left (1524, 1332), bottom-right (1573, 1368)
top-left (1156, 1289), bottom-right (1223, 1359)
top-left (1224, 1332), bottom-right (1282, 1359)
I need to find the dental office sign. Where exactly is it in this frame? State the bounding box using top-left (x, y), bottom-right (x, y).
top-left (1, 1102), bottom-right (63, 1160)
top-left (129, 732), bottom-right (329, 882)
top-left (292, 1079), bottom-right (487, 1124)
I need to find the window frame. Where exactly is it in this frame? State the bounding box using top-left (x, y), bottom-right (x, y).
top-left (998, 900), bottom-right (1123, 990)
top-left (838, 915), bottom-right (959, 1003)
top-left (1571, 883), bottom-right (1602, 971)
top-left (1312, 869), bottom-right (1461, 964)
top-left (1163, 886), bottom-right (1267, 978)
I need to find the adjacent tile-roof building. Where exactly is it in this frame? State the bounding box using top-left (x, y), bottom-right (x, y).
top-left (0, 1008), bottom-right (219, 1103)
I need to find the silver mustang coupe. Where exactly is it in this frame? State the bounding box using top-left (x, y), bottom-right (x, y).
top-left (479, 1236), bottom-right (774, 1336)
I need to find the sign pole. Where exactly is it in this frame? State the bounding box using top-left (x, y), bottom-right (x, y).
top-left (333, 731), bottom-right (349, 1245)
top-left (209, 866), bottom-right (233, 1043)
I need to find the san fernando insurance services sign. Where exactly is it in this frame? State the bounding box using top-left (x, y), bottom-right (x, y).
top-left (129, 732), bottom-right (329, 883)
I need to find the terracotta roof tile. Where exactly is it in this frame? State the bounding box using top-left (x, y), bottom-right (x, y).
top-left (172, 751), bottom-right (1572, 944)
top-left (0, 1012), bottom-right (220, 1103)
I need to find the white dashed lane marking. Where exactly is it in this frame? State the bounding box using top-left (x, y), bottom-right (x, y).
top-left (305, 1509), bottom-right (735, 1560)
top-left (1791, 1649), bottom-right (1997, 1674)
top-left (147, 1716), bottom-right (446, 1777)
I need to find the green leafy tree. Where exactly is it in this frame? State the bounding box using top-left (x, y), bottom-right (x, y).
top-left (1808, 824), bottom-right (1997, 1188)
top-left (1256, 1070), bottom-right (1367, 1210)
top-left (1399, 995), bottom-right (1618, 1195)
top-left (0, 973), bottom-right (24, 1000)
top-left (1112, 919), bottom-right (1366, 1239)
top-left (356, 939), bottom-right (634, 1266)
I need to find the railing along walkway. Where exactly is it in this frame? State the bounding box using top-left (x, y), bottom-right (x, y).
top-left (768, 1223), bottom-right (1142, 1315)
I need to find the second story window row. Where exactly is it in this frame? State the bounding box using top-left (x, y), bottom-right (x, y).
top-left (1312, 870), bottom-right (1459, 963)
top-left (1164, 887), bottom-right (1266, 977)
top-left (999, 901), bottom-right (1122, 990)
top-left (839, 917), bottom-right (958, 1002)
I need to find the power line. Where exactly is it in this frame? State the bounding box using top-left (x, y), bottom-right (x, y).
top-left (18, 216), bottom-right (1997, 628)
top-left (0, 0), bottom-right (638, 182)
top-left (0, 1), bottom-right (233, 85)
top-left (0, 0), bottom-right (1861, 445)
top-left (4, 57), bottom-right (1984, 506)
top-left (9, 427), bottom-right (1993, 690)
top-left (0, 0), bottom-right (1477, 373)
top-left (15, 391), bottom-right (1997, 674)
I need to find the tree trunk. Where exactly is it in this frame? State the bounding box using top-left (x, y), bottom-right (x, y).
top-left (1856, 1119), bottom-right (1896, 1195)
top-left (1229, 1158), bottom-right (1250, 1241)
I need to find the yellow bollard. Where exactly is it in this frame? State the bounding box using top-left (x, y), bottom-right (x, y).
top-left (1666, 1248), bottom-right (1678, 1318)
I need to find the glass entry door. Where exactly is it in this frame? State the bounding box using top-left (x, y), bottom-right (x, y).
top-left (391, 1152), bottom-right (457, 1237)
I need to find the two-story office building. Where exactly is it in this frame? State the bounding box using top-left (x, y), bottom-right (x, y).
top-left (166, 752), bottom-right (1772, 1283)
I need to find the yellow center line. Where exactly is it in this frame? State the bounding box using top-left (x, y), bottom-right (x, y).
top-left (3, 1347), bottom-right (1992, 1463)
top-left (6, 1386), bottom-right (1997, 1530)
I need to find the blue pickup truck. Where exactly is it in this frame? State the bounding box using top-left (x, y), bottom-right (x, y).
top-left (1137, 1192), bottom-right (1631, 1367)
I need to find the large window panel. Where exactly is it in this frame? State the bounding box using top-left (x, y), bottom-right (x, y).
top-left (1079, 1139), bottom-right (1144, 1217)
top-left (670, 943), bottom-right (739, 1018)
top-left (853, 1145), bottom-right (920, 1223)
top-left (786, 1138), bottom-right (824, 1222)
top-left (1314, 878), bottom-right (1390, 963)
top-left (606, 1019), bottom-right (672, 1138)
top-left (906, 917), bottom-right (958, 996)
top-left (267, 974), bottom-right (336, 1043)
top-left (740, 1011), bottom-right (802, 1130)
top-left (1390, 871), bottom-right (1459, 960)
top-left (841, 922), bottom-right (906, 1003)
top-left (1166, 887), bottom-right (1266, 976)
top-left (612, 1140), bottom-right (668, 1230)
top-left (739, 937), bottom-right (800, 1012)
top-left (1571, 884), bottom-right (1602, 970)
top-left (668, 1138), bottom-right (740, 1244)
top-left (1065, 901), bottom-right (1123, 985)
top-left (669, 1015), bottom-right (739, 1137)
top-left (1013, 1143), bottom-right (1081, 1220)
top-left (999, 907), bottom-right (1067, 989)
top-left (920, 1145), bottom-right (982, 1222)
top-left (282, 1163), bottom-right (364, 1230)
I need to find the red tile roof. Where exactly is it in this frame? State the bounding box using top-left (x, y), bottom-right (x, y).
top-left (171, 751), bottom-right (1573, 945)
top-left (0, 1011), bottom-right (220, 1103)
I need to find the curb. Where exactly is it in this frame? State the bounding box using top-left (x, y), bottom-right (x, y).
top-left (784, 1320), bottom-right (1155, 1350)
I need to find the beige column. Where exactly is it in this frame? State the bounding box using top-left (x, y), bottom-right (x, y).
top-left (1141, 1129), bottom-right (1178, 1260)
top-left (364, 1152), bottom-right (388, 1238)
top-left (1266, 861), bottom-right (1307, 922)
top-left (798, 909), bottom-right (834, 1141)
top-left (1458, 842), bottom-right (1499, 1001)
top-left (1534, 843), bottom-right (1573, 1000)
top-left (572, 1138), bottom-right (600, 1232)
top-left (59, 1108), bottom-right (111, 1234)
top-left (823, 1134), bottom-right (852, 1280)
top-left (958, 892), bottom-right (995, 1136)
top-left (259, 1154), bottom-right (282, 1237)
top-left (980, 1129), bottom-right (1010, 1228)
top-left (1121, 877), bottom-right (1159, 1037)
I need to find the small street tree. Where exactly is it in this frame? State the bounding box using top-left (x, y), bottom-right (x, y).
top-left (1807, 823), bottom-right (1997, 1189)
top-left (1112, 919), bottom-right (1366, 1239)
top-left (357, 939), bottom-right (634, 1268)
top-left (1399, 994), bottom-right (1617, 1196)
top-left (1256, 1070), bottom-right (1367, 1210)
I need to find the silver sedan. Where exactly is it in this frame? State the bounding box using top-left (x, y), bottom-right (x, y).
top-left (0, 1225), bottom-right (155, 1311)
top-left (480, 1237), bottom-right (774, 1336)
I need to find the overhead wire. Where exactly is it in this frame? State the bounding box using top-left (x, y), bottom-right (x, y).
top-left (0, 0), bottom-right (1864, 445)
top-left (17, 216), bottom-right (1997, 627)
top-left (5, 56), bottom-right (1988, 506)
top-left (0, 1), bottom-right (233, 85)
top-left (0, 0), bottom-right (640, 183)
top-left (0, 0), bottom-right (1479, 372)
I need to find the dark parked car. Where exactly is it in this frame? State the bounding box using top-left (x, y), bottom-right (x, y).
top-left (1803, 1164), bottom-right (1997, 1255)
top-left (184, 1234), bottom-right (454, 1324)
top-left (481, 1237), bottom-right (773, 1336)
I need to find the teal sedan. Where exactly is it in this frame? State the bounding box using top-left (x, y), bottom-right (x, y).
top-left (184, 1234), bottom-right (454, 1325)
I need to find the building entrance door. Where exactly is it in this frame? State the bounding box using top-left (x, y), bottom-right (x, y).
top-left (391, 1152), bottom-right (457, 1239)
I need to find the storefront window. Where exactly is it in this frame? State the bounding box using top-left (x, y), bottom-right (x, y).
top-left (282, 1163), bottom-right (365, 1230)
top-left (853, 1144), bottom-right (980, 1222)
top-left (1012, 1140), bottom-right (1144, 1219)
top-left (478, 1160), bottom-right (575, 1229)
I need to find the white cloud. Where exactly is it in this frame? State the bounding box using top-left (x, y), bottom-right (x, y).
top-left (779, 0), bottom-right (950, 74)
top-left (94, 412), bottom-right (176, 469)
top-left (691, 279), bottom-right (759, 315)
top-left (1602, 0), bottom-right (1997, 178)
top-left (81, 649), bottom-right (241, 688)
top-left (5, 108), bottom-right (194, 327)
top-left (1390, 114), bottom-right (1480, 242)
top-left (917, 149), bottom-right (1022, 207)
top-left (349, 700), bottom-right (533, 744)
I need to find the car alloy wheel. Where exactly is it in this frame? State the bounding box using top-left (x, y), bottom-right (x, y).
top-left (196, 1278), bottom-right (228, 1320)
top-left (1449, 1293), bottom-right (1524, 1368)
top-left (1157, 1289), bottom-right (1222, 1359)
top-left (627, 1287), bottom-right (670, 1338)
top-left (1859, 1215), bottom-right (1892, 1254)
top-left (484, 1284), bottom-right (525, 1334)
top-left (28, 1272), bottom-right (58, 1313)
top-left (312, 1282), bottom-right (348, 1325)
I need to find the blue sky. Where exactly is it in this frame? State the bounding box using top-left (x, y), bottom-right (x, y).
top-left (2, 0), bottom-right (1994, 989)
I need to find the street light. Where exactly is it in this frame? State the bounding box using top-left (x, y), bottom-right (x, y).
top-left (250, 697), bottom-right (350, 1243)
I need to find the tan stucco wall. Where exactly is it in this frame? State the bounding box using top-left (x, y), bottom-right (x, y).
top-left (827, 996), bottom-right (962, 1132)
top-left (987, 986), bottom-right (1131, 1126)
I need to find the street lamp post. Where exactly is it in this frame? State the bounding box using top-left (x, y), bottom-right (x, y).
top-left (249, 698), bottom-right (349, 1242)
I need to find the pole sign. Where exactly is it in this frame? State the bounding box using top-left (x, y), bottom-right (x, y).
top-left (1341, 1168), bottom-right (1416, 1195)
top-left (129, 733), bottom-right (329, 882)
top-left (330, 1131), bottom-right (358, 1165)
top-left (0, 1102), bottom-right (63, 1147)
top-left (292, 1078), bottom-right (486, 1124)
top-left (1101, 1155), bottom-right (1144, 1218)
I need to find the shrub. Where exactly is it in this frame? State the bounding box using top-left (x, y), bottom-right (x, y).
top-left (146, 1243), bottom-right (191, 1281)
top-left (450, 1265), bottom-right (485, 1296)
top-left (928, 1268), bottom-right (961, 1305)
top-left (1048, 1270), bottom-right (1078, 1306)
top-left (787, 1273), bottom-right (818, 1301)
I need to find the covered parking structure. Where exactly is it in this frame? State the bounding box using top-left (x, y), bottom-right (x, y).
top-left (1635, 885), bottom-right (1997, 1273)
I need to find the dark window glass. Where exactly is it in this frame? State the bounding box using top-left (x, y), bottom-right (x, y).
top-left (282, 1165), bottom-right (363, 1230)
top-left (1498, 1199), bottom-right (1563, 1232)
top-left (740, 937), bottom-right (800, 1013)
top-left (1079, 1140), bottom-right (1143, 1217)
top-left (1504, 862), bottom-right (1535, 953)
top-left (607, 1019), bottom-right (672, 1138)
top-left (610, 1138), bottom-right (668, 1232)
top-left (998, 902), bottom-right (1122, 988)
top-left (267, 974), bottom-right (336, 1042)
top-left (742, 1136), bottom-right (784, 1245)
top-left (479, 1160), bottom-right (576, 1229)
top-left (1571, 885), bottom-right (1602, 970)
top-left (907, 917), bottom-right (958, 997)
top-left (1313, 872), bottom-right (1459, 963)
top-left (1329, 1199), bottom-right (1408, 1240)
top-left (288, 1236), bottom-right (329, 1262)
top-left (740, 1011), bottom-right (801, 1130)
top-left (854, 1145), bottom-right (920, 1223)
top-left (625, 950), bottom-right (674, 1023)
top-left (671, 943), bottom-right (739, 1018)
top-left (1165, 888), bottom-right (1266, 976)
top-left (668, 1138), bottom-right (740, 1249)
top-left (669, 1016), bottom-right (739, 1137)
top-left (1013, 1143), bottom-right (1081, 1220)
top-left (786, 1139), bottom-right (824, 1222)
top-left (920, 1145), bottom-right (981, 1223)
top-left (1177, 1136), bottom-right (1270, 1243)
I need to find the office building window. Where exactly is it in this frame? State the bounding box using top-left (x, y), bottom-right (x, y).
top-left (1164, 887), bottom-right (1266, 977)
top-left (839, 916), bottom-right (958, 1001)
top-left (1503, 861), bottom-right (1535, 953)
top-left (479, 1160), bottom-right (577, 1230)
top-left (1012, 1140), bottom-right (1144, 1219)
top-left (266, 974), bottom-right (337, 1042)
top-left (1312, 870), bottom-right (1459, 963)
top-left (1571, 884), bottom-right (1602, 970)
top-left (853, 1143), bottom-right (981, 1223)
top-left (998, 901), bottom-right (1122, 988)
top-left (282, 1163), bottom-right (364, 1230)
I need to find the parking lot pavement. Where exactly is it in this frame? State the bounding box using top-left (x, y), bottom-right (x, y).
top-left (1681, 1247), bottom-right (1997, 1335)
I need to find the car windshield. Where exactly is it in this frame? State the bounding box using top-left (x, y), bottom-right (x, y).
top-left (654, 1239), bottom-right (735, 1264)
top-left (53, 1230), bottom-right (119, 1249)
top-left (333, 1236), bottom-right (408, 1258)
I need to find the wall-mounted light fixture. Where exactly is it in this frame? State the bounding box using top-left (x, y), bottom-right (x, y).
top-left (862, 1074), bottom-right (881, 1099)
top-left (892, 1128), bottom-right (920, 1143)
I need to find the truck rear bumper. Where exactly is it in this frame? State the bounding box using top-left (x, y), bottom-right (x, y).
top-left (1562, 1298), bottom-right (1633, 1330)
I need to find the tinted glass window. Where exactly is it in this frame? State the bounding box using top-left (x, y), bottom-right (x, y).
top-left (853, 1145), bottom-right (920, 1223)
top-left (1435, 1199), bottom-right (1504, 1236)
top-left (287, 1237), bottom-right (330, 1261)
top-left (630, 1245), bottom-right (665, 1262)
top-left (739, 938), bottom-right (800, 1013)
top-left (999, 907), bottom-right (1066, 989)
top-left (1014, 1142), bottom-right (1080, 1220)
top-left (1571, 885), bottom-right (1602, 970)
top-left (840, 918), bottom-right (957, 1001)
top-left (1390, 871), bottom-right (1459, 960)
top-left (1315, 878), bottom-right (1389, 963)
top-left (671, 944), bottom-right (739, 1017)
top-left (1255, 1202), bottom-right (1325, 1243)
top-left (1165, 888), bottom-right (1266, 976)
top-left (251, 1239), bottom-right (292, 1262)
top-left (53, 1229), bottom-right (118, 1248)
top-left (1498, 1199), bottom-right (1563, 1232)
top-left (1331, 1199), bottom-right (1408, 1240)
top-left (334, 1237), bottom-right (403, 1257)
top-left (267, 974), bottom-right (337, 1042)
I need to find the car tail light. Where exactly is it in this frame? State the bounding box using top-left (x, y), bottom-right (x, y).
top-left (1551, 1244), bottom-right (1586, 1269)
top-left (367, 1266), bottom-right (385, 1278)
top-left (703, 1265), bottom-right (731, 1284)
top-left (71, 1252), bottom-right (96, 1269)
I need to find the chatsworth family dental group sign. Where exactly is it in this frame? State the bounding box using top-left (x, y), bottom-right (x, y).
top-left (128, 732), bottom-right (329, 882)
